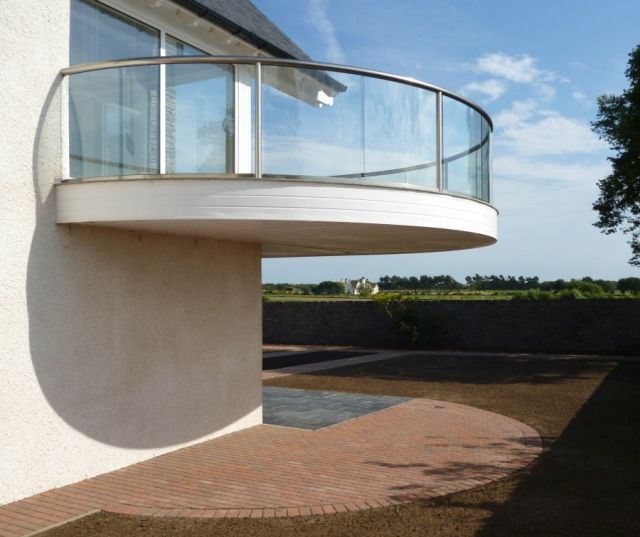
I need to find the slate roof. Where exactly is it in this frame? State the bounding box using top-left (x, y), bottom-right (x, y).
top-left (173, 0), bottom-right (311, 60)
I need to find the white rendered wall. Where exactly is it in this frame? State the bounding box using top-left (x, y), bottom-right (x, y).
top-left (0, 1), bottom-right (262, 506)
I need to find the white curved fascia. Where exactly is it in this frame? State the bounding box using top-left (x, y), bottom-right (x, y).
top-left (56, 178), bottom-right (498, 257)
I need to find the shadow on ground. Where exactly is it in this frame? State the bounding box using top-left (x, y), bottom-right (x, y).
top-left (301, 352), bottom-right (615, 385)
top-left (354, 363), bottom-right (640, 535)
top-left (471, 360), bottom-right (640, 536)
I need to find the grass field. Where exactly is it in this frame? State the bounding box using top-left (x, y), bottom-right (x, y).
top-left (264, 291), bottom-right (515, 301)
top-left (264, 290), bottom-right (634, 301)
top-left (46, 352), bottom-right (640, 536)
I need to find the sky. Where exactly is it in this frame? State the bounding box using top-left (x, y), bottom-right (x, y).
top-left (254, 0), bottom-right (640, 283)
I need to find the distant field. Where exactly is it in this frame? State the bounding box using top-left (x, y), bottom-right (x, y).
top-left (264, 294), bottom-right (363, 302)
top-left (263, 290), bottom-right (633, 301)
top-left (264, 291), bottom-right (516, 301)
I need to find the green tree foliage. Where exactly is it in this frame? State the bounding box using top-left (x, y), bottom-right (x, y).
top-left (378, 274), bottom-right (463, 291)
top-left (592, 44), bottom-right (640, 266)
top-left (263, 275), bottom-right (637, 298)
top-left (465, 274), bottom-right (540, 290)
top-left (314, 280), bottom-right (344, 295)
top-left (618, 277), bottom-right (640, 293)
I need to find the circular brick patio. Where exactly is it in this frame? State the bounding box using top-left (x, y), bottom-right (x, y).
top-left (0, 398), bottom-right (541, 534)
top-left (101, 398), bottom-right (541, 518)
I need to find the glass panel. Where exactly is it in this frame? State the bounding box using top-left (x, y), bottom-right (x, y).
top-left (69, 0), bottom-right (160, 178)
top-left (262, 66), bottom-right (364, 177)
top-left (165, 35), bottom-right (207, 57)
top-left (364, 79), bottom-right (437, 187)
top-left (70, 0), bottom-right (159, 64)
top-left (481, 117), bottom-right (491, 201)
top-left (69, 66), bottom-right (160, 177)
top-left (165, 36), bottom-right (235, 173)
top-left (443, 96), bottom-right (483, 198)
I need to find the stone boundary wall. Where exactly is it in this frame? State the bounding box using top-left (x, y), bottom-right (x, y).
top-left (263, 300), bottom-right (640, 355)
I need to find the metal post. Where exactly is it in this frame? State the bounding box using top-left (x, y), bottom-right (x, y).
top-left (489, 130), bottom-right (493, 203)
top-left (436, 91), bottom-right (443, 191)
top-left (255, 62), bottom-right (262, 178)
top-left (159, 30), bottom-right (166, 174)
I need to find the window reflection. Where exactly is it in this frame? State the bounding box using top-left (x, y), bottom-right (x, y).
top-left (364, 78), bottom-right (437, 187)
top-left (70, 0), bottom-right (159, 64)
top-left (262, 66), bottom-right (362, 177)
top-left (69, 0), bottom-right (160, 177)
top-left (443, 97), bottom-right (487, 200)
top-left (165, 36), bottom-right (234, 173)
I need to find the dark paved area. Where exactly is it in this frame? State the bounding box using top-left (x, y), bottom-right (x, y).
top-left (262, 386), bottom-right (411, 429)
top-left (263, 350), bottom-right (372, 371)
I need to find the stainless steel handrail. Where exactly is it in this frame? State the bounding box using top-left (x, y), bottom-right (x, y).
top-left (59, 55), bottom-right (493, 128)
top-left (60, 55), bottom-right (493, 202)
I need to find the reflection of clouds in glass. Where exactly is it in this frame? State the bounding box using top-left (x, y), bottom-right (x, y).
top-left (443, 98), bottom-right (482, 156)
top-left (264, 135), bottom-right (360, 176)
top-left (262, 69), bottom-right (364, 175)
top-left (263, 67), bottom-right (439, 187)
top-left (364, 79), bottom-right (436, 172)
top-left (263, 134), bottom-right (437, 188)
top-left (166, 64), bottom-right (233, 173)
top-left (443, 97), bottom-right (487, 199)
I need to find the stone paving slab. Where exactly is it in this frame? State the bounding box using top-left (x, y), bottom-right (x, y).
top-left (0, 397), bottom-right (541, 536)
top-left (262, 349), bottom-right (408, 379)
top-left (263, 387), bottom-right (411, 429)
top-left (263, 350), bottom-right (372, 371)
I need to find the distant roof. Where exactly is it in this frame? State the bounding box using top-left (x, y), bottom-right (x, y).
top-left (173, 0), bottom-right (311, 60)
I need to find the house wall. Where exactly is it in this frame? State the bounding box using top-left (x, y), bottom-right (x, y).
top-left (0, 0), bottom-right (262, 506)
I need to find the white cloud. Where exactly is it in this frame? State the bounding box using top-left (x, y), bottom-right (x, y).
top-left (307, 0), bottom-right (346, 64)
top-left (493, 99), bottom-right (605, 158)
top-left (461, 53), bottom-right (566, 109)
top-left (499, 113), bottom-right (605, 157)
top-left (461, 79), bottom-right (506, 102)
top-left (490, 97), bottom-right (608, 197)
top-left (494, 154), bottom-right (610, 186)
top-left (474, 53), bottom-right (545, 84)
top-left (536, 83), bottom-right (556, 101)
top-left (572, 90), bottom-right (588, 104)
top-left (494, 99), bottom-right (538, 127)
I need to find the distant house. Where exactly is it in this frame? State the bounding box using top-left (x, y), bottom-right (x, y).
top-left (341, 277), bottom-right (380, 295)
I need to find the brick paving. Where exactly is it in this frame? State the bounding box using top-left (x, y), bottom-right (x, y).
top-left (0, 398), bottom-right (541, 536)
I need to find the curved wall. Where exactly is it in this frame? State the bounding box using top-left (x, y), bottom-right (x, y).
top-left (0, 1), bottom-right (262, 506)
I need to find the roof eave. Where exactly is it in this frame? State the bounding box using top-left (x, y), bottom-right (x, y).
top-left (172, 0), bottom-right (301, 59)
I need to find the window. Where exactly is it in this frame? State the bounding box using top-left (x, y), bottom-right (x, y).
top-left (69, 0), bottom-right (160, 177)
top-left (68, 1), bottom-right (237, 177)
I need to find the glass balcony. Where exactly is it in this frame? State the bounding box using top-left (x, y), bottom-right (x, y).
top-left (61, 57), bottom-right (493, 204)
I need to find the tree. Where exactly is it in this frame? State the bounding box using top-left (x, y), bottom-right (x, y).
top-left (592, 44), bottom-right (640, 266)
top-left (618, 277), bottom-right (640, 293)
top-left (314, 280), bottom-right (344, 295)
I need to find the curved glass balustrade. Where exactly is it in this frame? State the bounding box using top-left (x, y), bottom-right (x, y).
top-left (61, 57), bottom-right (493, 203)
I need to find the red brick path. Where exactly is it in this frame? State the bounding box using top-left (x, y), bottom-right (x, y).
top-left (0, 399), bottom-right (541, 536)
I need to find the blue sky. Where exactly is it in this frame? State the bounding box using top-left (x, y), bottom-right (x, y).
top-left (255, 0), bottom-right (640, 283)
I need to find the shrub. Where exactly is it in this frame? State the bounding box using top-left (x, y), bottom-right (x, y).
top-left (556, 288), bottom-right (587, 300)
top-left (512, 290), bottom-right (557, 300)
top-left (373, 294), bottom-right (443, 347)
top-left (314, 281), bottom-right (344, 295)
